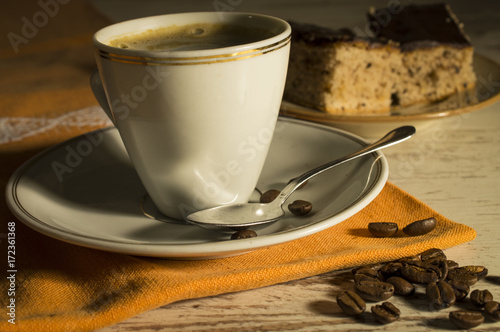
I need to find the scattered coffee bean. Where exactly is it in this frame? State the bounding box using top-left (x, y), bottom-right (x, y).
top-left (386, 276), bottom-right (415, 296)
top-left (447, 268), bottom-right (479, 286)
top-left (426, 258), bottom-right (449, 281)
top-left (230, 229), bottom-right (257, 240)
top-left (260, 189), bottom-right (280, 203)
top-left (470, 289), bottom-right (493, 307)
top-left (371, 302), bottom-right (400, 324)
top-left (288, 200), bottom-right (312, 216)
top-left (484, 301), bottom-right (500, 321)
top-left (355, 266), bottom-right (382, 275)
top-left (336, 290), bottom-right (366, 315)
top-left (460, 265), bottom-right (489, 279)
top-left (397, 255), bottom-right (420, 264)
top-left (379, 262), bottom-right (403, 281)
top-left (447, 279), bottom-right (470, 302)
top-left (355, 280), bottom-right (394, 302)
top-left (420, 248), bottom-right (446, 262)
top-left (426, 281), bottom-right (456, 309)
top-left (354, 275), bottom-right (380, 284)
top-left (446, 259), bottom-right (460, 271)
top-left (402, 217), bottom-right (437, 236)
top-left (449, 310), bottom-right (484, 329)
top-left (353, 267), bottom-right (380, 283)
top-left (323, 248), bottom-right (499, 329)
top-left (368, 222), bottom-right (398, 237)
top-left (400, 262), bottom-right (439, 284)
top-left (351, 263), bottom-right (384, 276)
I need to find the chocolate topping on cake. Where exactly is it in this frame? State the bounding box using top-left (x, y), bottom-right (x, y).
top-left (288, 21), bottom-right (396, 48)
top-left (368, 4), bottom-right (471, 51)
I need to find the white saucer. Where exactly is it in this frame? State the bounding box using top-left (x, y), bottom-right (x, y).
top-left (6, 118), bottom-right (388, 259)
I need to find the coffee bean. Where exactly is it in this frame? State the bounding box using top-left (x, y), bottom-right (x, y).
top-left (397, 255), bottom-right (420, 265)
top-left (470, 289), bottom-right (493, 307)
top-left (425, 258), bottom-right (449, 281)
top-left (446, 260), bottom-right (460, 270)
top-left (353, 267), bottom-right (379, 277)
top-left (400, 262), bottom-right (439, 284)
top-left (449, 310), bottom-right (484, 329)
top-left (438, 282), bottom-right (456, 308)
top-left (355, 280), bottom-right (394, 302)
top-left (288, 200), bottom-right (312, 216)
top-left (260, 189), bottom-right (280, 203)
top-left (354, 274), bottom-right (379, 283)
top-left (351, 263), bottom-right (384, 276)
top-left (353, 267), bottom-right (380, 283)
top-left (420, 248), bottom-right (446, 262)
top-left (379, 262), bottom-right (403, 280)
top-left (447, 279), bottom-right (470, 302)
top-left (371, 302), bottom-right (400, 324)
top-left (403, 217), bottom-right (437, 236)
top-left (336, 290), bottom-right (366, 315)
top-left (447, 268), bottom-right (479, 286)
top-left (484, 301), bottom-right (500, 321)
top-left (460, 265), bottom-right (488, 279)
top-left (344, 254), bottom-right (495, 328)
top-left (386, 276), bottom-right (415, 296)
top-left (426, 282), bottom-right (441, 308)
top-left (368, 222), bottom-right (398, 237)
top-left (426, 281), bottom-right (456, 309)
top-left (230, 229), bottom-right (257, 240)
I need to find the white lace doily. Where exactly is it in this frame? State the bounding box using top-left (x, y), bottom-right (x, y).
top-left (0, 106), bottom-right (113, 145)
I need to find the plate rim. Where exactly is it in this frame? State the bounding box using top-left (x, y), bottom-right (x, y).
top-left (5, 117), bottom-right (388, 258)
top-left (280, 53), bottom-right (500, 124)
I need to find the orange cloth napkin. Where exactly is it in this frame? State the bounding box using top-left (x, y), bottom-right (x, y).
top-left (0, 181), bottom-right (477, 331)
top-left (0, 2), bottom-right (477, 331)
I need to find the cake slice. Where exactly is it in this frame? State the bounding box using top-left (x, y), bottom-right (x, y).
top-left (284, 22), bottom-right (401, 115)
top-left (368, 3), bottom-right (476, 106)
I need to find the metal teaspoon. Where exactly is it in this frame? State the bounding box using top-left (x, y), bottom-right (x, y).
top-left (186, 126), bottom-right (416, 232)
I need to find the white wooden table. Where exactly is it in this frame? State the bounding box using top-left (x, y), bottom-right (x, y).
top-left (93, 0), bottom-right (500, 330)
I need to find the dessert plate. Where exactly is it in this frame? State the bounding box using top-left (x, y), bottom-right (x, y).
top-left (6, 118), bottom-right (388, 259)
top-left (281, 54), bottom-right (500, 138)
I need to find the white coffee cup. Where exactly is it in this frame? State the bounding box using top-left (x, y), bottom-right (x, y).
top-left (91, 12), bottom-right (291, 220)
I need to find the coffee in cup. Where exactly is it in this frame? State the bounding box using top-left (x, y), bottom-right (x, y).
top-left (107, 23), bottom-right (276, 51)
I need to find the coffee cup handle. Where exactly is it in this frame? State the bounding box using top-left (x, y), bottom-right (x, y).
top-left (90, 69), bottom-right (115, 125)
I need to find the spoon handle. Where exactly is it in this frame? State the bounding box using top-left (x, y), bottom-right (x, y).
top-left (274, 126), bottom-right (416, 206)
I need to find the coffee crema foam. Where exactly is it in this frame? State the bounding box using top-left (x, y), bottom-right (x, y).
top-left (107, 23), bottom-right (275, 52)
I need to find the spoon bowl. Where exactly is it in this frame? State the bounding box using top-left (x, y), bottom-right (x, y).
top-left (187, 126), bottom-right (416, 232)
top-left (186, 202), bottom-right (285, 232)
